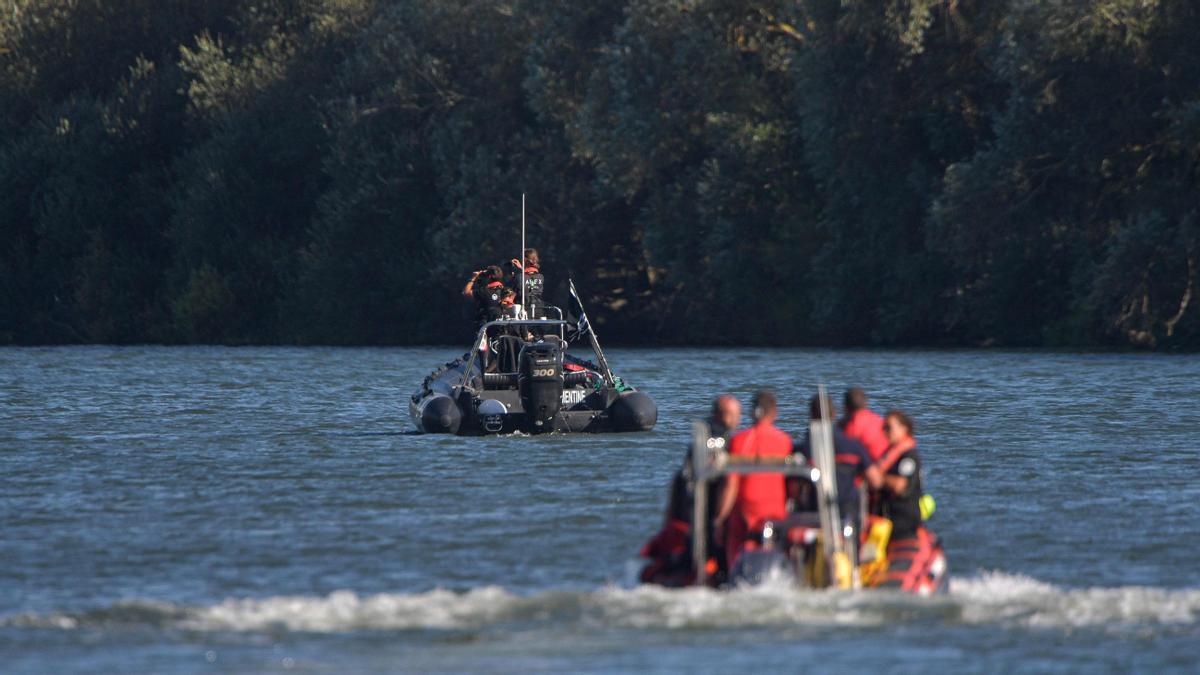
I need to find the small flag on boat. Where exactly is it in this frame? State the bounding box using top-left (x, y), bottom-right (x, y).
top-left (568, 279), bottom-right (590, 336)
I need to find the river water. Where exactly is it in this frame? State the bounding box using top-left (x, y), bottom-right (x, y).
top-left (2, 346), bottom-right (1199, 673)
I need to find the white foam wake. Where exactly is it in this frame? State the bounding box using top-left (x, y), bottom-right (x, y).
top-left (950, 571), bottom-right (1200, 628)
top-left (7, 572), bottom-right (1199, 634)
top-left (189, 586), bottom-right (522, 632)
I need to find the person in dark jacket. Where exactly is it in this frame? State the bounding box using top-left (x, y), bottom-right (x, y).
top-left (509, 249), bottom-right (546, 318)
top-left (641, 395), bottom-right (740, 586)
top-left (878, 410), bottom-right (924, 540)
top-left (463, 265), bottom-right (506, 324)
top-left (793, 394), bottom-right (883, 528)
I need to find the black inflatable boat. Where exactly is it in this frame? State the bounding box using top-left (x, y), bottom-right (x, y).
top-left (410, 317), bottom-right (657, 435)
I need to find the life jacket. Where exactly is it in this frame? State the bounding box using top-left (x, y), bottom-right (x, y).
top-left (474, 281), bottom-right (506, 322)
top-left (878, 437), bottom-right (916, 474)
top-left (521, 266), bottom-right (544, 310)
top-left (638, 518), bottom-right (698, 587)
top-left (877, 438), bottom-right (923, 538)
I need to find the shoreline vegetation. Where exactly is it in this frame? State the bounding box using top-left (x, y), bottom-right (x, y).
top-left (4, 342), bottom-right (1197, 355)
top-left (2, 1), bottom-right (1198, 349)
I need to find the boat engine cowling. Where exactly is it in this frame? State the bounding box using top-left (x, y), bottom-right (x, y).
top-left (518, 342), bottom-right (563, 431)
top-left (731, 548), bottom-right (793, 587)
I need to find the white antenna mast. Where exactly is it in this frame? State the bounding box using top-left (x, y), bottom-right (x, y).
top-left (520, 193), bottom-right (527, 317)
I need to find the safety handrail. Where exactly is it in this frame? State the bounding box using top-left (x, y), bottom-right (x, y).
top-left (460, 319), bottom-right (574, 391)
top-left (541, 305), bottom-right (566, 341)
top-left (690, 422), bottom-right (820, 587)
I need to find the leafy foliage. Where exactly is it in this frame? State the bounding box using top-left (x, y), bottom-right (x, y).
top-left (1, 0), bottom-right (1197, 347)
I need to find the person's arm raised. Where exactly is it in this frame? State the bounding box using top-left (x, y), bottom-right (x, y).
top-left (463, 271), bottom-right (482, 298)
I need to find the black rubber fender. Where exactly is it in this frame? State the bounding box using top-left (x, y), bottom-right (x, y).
top-left (419, 395), bottom-right (462, 434)
top-left (611, 391), bottom-right (657, 432)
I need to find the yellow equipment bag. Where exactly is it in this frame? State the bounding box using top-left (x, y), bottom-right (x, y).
top-left (831, 551), bottom-right (854, 590)
top-left (920, 494), bottom-right (937, 520)
top-left (859, 517), bottom-right (893, 588)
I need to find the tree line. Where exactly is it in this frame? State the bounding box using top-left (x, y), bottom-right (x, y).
top-left (1, 0), bottom-right (1197, 347)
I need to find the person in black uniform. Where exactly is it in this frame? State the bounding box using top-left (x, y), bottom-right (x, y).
top-left (509, 248), bottom-right (546, 318)
top-left (463, 265), bottom-right (508, 374)
top-left (499, 287), bottom-right (520, 318)
top-left (463, 265), bottom-right (506, 324)
top-left (879, 410), bottom-right (923, 540)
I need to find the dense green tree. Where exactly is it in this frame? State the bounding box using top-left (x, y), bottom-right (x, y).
top-left (166, 0), bottom-right (372, 342)
top-left (787, 0), bottom-right (1010, 344)
top-left (932, 0), bottom-right (1200, 347)
top-left (0, 0), bottom-right (1197, 347)
top-left (285, 2), bottom-right (452, 344)
top-left (573, 0), bottom-right (821, 343)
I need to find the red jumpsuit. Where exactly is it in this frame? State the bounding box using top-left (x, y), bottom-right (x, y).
top-left (842, 408), bottom-right (889, 462)
top-left (724, 422), bottom-right (792, 568)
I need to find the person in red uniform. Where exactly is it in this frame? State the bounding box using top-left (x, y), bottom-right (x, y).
top-left (794, 394), bottom-right (883, 534)
top-left (840, 387), bottom-right (889, 461)
top-left (712, 390), bottom-right (792, 570)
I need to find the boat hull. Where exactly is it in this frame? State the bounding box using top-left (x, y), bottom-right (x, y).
top-left (410, 355), bottom-right (657, 435)
top-left (638, 517), bottom-right (948, 595)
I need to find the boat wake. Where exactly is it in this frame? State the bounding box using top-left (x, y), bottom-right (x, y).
top-left (7, 572), bottom-right (1199, 635)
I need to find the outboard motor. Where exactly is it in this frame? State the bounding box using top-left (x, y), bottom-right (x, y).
top-left (730, 520), bottom-right (794, 587)
top-left (731, 548), bottom-right (793, 587)
top-left (518, 341), bottom-right (563, 431)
